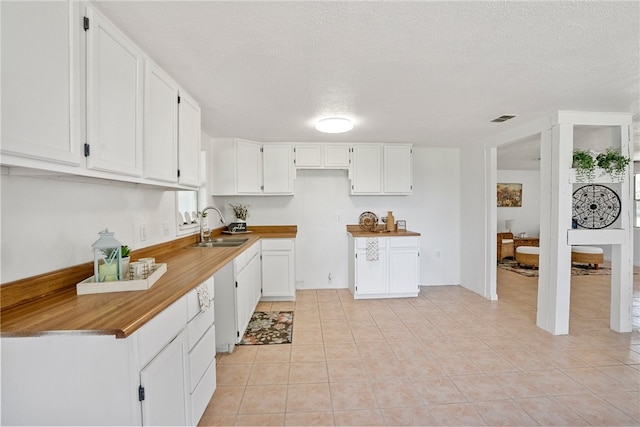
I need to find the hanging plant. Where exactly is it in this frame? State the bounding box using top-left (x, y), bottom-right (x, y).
top-left (572, 149), bottom-right (596, 183)
top-left (596, 148), bottom-right (631, 182)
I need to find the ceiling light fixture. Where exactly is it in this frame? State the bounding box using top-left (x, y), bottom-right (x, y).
top-left (491, 115), bottom-right (517, 123)
top-left (315, 117), bottom-right (354, 133)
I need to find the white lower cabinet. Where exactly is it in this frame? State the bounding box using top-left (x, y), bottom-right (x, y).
top-left (261, 239), bottom-right (296, 301)
top-left (348, 236), bottom-right (420, 299)
top-left (0, 277), bottom-right (217, 426)
top-left (214, 241), bottom-right (262, 352)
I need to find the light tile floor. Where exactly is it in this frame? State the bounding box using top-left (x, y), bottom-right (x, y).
top-left (200, 265), bottom-right (640, 426)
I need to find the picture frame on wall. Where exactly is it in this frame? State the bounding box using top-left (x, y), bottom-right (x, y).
top-left (497, 183), bottom-right (522, 207)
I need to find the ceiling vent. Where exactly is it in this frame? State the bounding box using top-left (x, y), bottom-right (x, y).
top-left (491, 115), bottom-right (516, 123)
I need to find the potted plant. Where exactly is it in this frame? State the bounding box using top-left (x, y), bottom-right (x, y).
top-left (596, 147), bottom-right (631, 182)
top-left (572, 149), bottom-right (596, 182)
top-left (228, 203), bottom-right (248, 233)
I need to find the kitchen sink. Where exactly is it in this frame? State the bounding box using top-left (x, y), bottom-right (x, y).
top-left (188, 238), bottom-right (250, 248)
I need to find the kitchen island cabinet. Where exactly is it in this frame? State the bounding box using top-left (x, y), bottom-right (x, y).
top-left (347, 226), bottom-right (421, 299)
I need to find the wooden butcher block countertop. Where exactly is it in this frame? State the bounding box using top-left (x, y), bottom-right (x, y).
top-left (346, 224), bottom-right (421, 237)
top-left (0, 225), bottom-right (296, 339)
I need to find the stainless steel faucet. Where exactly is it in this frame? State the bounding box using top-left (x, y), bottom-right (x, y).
top-left (201, 206), bottom-right (226, 242)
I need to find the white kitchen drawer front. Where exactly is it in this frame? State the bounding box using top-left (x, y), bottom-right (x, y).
top-left (186, 276), bottom-right (214, 321)
top-left (188, 325), bottom-right (216, 393)
top-left (190, 355), bottom-right (216, 425)
top-left (262, 239), bottom-right (294, 251)
top-left (187, 306), bottom-right (215, 351)
top-left (389, 236), bottom-right (420, 248)
top-left (138, 296), bottom-right (188, 367)
top-left (355, 237), bottom-right (387, 250)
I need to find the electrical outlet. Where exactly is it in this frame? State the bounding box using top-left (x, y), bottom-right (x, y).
top-left (162, 222), bottom-right (170, 236)
top-left (140, 224), bottom-right (147, 242)
top-left (336, 213), bottom-right (342, 222)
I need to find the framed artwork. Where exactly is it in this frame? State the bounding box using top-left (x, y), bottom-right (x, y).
top-left (497, 183), bottom-right (522, 207)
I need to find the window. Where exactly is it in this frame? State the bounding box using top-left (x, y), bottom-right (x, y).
top-left (636, 174), bottom-right (640, 227)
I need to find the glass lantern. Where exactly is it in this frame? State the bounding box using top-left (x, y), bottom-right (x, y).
top-left (91, 229), bottom-right (122, 282)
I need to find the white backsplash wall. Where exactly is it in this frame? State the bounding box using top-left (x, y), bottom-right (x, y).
top-left (497, 170), bottom-right (541, 237)
top-left (0, 174), bottom-right (181, 283)
top-left (211, 146), bottom-right (461, 290)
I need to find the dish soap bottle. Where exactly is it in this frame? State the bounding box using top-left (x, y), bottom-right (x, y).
top-left (386, 211), bottom-right (396, 232)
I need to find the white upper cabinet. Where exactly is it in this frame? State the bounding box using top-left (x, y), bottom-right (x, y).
top-left (85, 6), bottom-right (144, 177)
top-left (1, 0), bottom-right (82, 166)
top-left (210, 139), bottom-right (293, 195)
top-left (350, 144), bottom-right (383, 194)
top-left (383, 144), bottom-right (413, 194)
top-left (294, 144), bottom-right (350, 169)
top-left (263, 144), bottom-right (294, 194)
top-left (351, 144), bottom-right (413, 195)
top-left (177, 92), bottom-right (201, 187)
top-left (144, 61), bottom-right (178, 183)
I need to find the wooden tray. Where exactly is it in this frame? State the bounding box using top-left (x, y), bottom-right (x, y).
top-left (76, 263), bottom-right (167, 295)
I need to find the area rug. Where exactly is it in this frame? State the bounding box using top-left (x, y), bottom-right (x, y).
top-left (239, 311), bottom-right (293, 345)
top-left (498, 259), bottom-right (611, 278)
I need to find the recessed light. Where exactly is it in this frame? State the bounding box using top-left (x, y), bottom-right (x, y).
top-left (315, 117), bottom-right (354, 133)
top-left (491, 115), bottom-right (516, 123)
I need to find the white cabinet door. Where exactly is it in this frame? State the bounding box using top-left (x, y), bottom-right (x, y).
top-left (235, 252), bottom-right (261, 342)
top-left (178, 91), bottom-right (201, 187)
top-left (140, 329), bottom-right (189, 427)
top-left (389, 248), bottom-right (419, 294)
top-left (1, 0), bottom-right (81, 165)
top-left (144, 61), bottom-right (178, 183)
top-left (384, 145), bottom-right (413, 194)
top-left (355, 238), bottom-right (387, 295)
top-left (324, 144), bottom-right (351, 168)
top-left (236, 140), bottom-right (262, 194)
top-left (351, 145), bottom-right (382, 194)
top-left (261, 240), bottom-right (295, 300)
top-left (294, 145), bottom-right (322, 168)
top-left (86, 6), bottom-right (143, 177)
top-left (263, 144), bottom-right (294, 194)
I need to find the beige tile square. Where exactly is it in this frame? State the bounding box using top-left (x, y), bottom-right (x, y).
top-left (322, 329), bottom-right (355, 345)
top-left (271, 301), bottom-right (295, 311)
top-left (451, 373), bottom-right (510, 402)
top-left (400, 356), bottom-right (444, 379)
top-left (492, 372), bottom-right (547, 399)
top-left (380, 327), bottom-right (416, 342)
top-left (198, 413), bottom-right (236, 426)
top-left (324, 343), bottom-right (360, 360)
top-left (286, 383), bottom-right (332, 413)
top-left (555, 393), bottom-right (637, 426)
top-left (248, 363), bottom-right (290, 385)
top-left (238, 384), bottom-right (287, 415)
top-left (598, 391), bottom-right (640, 421)
top-left (255, 344), bottom-right (291, 364)
top-left (216, 363), bottom-right (252, 386)
top-left (330, 382), bottom-right (378, 411)
top-left (288, 362), bottom-right (328, 384)
top-left (333, 409), bottom-right (385, 426)
top-left (413, 377), bottom-right (467, 405)
top-left (291, 329), bottom-right (323, 346)
top-left (596, 365), bottom-right (640, 390)
top-left (428, 402), bottom-right (485, 426)
top-left (290, 345), bottom-right (325, 362)
top-left (284, 411), bottom-right (335, 426)
top-left (327, 359), bottom-right (370, 382)
top-left (433, 353), bottom-right (482, 376)
top-left (562, 366), bottom-right (626, 393)
top-left (527, 369), bottom-right (586, 396)
top-left (320, 308), bottom-right (347, 321)
top-left (350, 327), bottom-right (386, 343)
top-left (515, 397), bottom-right (590, 426)
top-left (218, 345), bottom-right (258, 365)
top-left (472, 399), bottom-right (538, 426)
top-left (255, 301), bottom-right (273, 311)
top-left (371, 379), bottom-right (421, 408)
top-left (356, 341), bottom-right (396, 359)
top-left (207, 385), bottom-right (246, 415)
top-left (363, 358), bottom-right (405, 380)
top-left (381, 406), bottom-right (437, 426)
top-left (234, 413), bottom-right (285, 426)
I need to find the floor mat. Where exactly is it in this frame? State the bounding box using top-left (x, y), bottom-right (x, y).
top-left (498, 259), bottom-right (611, 277)
top-left (239, 311), bottom-right (293, 345)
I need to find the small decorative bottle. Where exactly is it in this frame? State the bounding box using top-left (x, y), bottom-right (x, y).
top-left (386, 211), bottom-right (396, 232)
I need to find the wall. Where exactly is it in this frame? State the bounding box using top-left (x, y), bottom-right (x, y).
top-left (496, 170), bottom-right (541, 237)
top-left (635, 161), bottom-right (640, 266)
top-left (207, 145), bottom-right (461, 289)
top-left (0, 174), bottom-right (180, 283)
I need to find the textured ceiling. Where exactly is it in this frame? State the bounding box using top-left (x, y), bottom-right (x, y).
top-left (93, 1), bottom-right (640, 154)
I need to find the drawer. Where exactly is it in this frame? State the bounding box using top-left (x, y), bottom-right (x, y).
top-left (189, 325), bottom-right (216, 393)
top-left (187, 304), bottom-right (215, 351)
top-left (137, 295), bottom-right (187, 368)
top-left (186, 276), bottom-right (214, 321)
top-left (355, 237), bottom-right (387, 250)
top-left (190, 356), bottom-right (216, 426)
top-left (262, 239), bottom-right (294, 251)
top-left (389, 236), bottom-right (420, 248)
